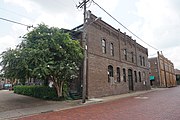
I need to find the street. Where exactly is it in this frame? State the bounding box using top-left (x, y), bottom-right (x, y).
top-left (0, 90), bottom-right (80, 120)
top-left (18, 86), bottom-right (180, 120)
top-left (0, 90), bottom-right (52, 112)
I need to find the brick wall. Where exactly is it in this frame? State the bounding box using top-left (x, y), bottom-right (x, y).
top-left (149, 58), bottom-right (160, 86)
top-left (84, 12), bottom-right (150, 98)
top-left (149, 52), bottom-right (176, 88)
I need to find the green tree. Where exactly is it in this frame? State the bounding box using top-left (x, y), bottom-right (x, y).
top-left (0, 49), bottom-right (17, 80)
top-left (1, 24), bottom-right (83, 97)
top-left (0, 48), bottom-right (29, 83)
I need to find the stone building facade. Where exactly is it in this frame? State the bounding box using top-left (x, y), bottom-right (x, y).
top-left (149, 52), bottom-right (176, 87)
top-left (175, 69), bottom-right (180, 85)
top-left (75, 12), bottom-right (150, 98)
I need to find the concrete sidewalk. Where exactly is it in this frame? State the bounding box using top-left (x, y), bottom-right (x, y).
top-left (2, 88), bottom-right (167, 120)
top-left (86, 87), bottom-right (166, 104)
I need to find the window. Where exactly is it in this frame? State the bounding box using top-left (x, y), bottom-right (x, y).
top-left (134, 71), bottom-right (137, 82)
top-left (117, 67), bottom-right (120, 82)
top-left (140, 56), bottom-right (142, 66)
top-left (148, 62), bottom-right (150, 68)
top-left (131, 52), bottom-right (134, 63)
top-left (123, 68), bottom-right (126, 82)
top-left (102, 39), bottom-right (106, 54)
top-left (143, 72), bottom-right (146, 80)
top-left (110, 43), bottom-right (114, 56)
top-left (142, 57), bottom-right (145, 66)
top-left (108, 65), bottom-right (113, 82)
top-left (124, 49), bottom-right (127, 60)
top-left (138, 71), bottom-right (141, 82)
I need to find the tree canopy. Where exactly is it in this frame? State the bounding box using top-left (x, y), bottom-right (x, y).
top-left (0, 24), bottom-right (83, 97)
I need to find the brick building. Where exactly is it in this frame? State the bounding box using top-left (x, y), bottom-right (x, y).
top-left (73, 11), bottom-right (150, 98)
top-left (175, 69), bottom-right (180, 85)
top-left (149, 52), bottom-right (176, 87)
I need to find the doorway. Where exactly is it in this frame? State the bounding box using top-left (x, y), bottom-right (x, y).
top-left (128, 69), bottom-right (134, 91)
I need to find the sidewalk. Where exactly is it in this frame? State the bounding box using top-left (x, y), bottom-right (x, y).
top-left (4, 88), bottom-right (166, 120)
top-left (86, 87), bottom-right (166, 104)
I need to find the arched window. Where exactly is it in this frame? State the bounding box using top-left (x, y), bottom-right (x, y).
top-left (108, 65), bottom-right (113, 82)
top-left (117, 67), bottom-right (120, 82)
top-left (123, 68), bottom-right (126, 82)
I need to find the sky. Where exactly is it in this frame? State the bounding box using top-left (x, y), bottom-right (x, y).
top-left (0, 0), bottom-right (180, 69)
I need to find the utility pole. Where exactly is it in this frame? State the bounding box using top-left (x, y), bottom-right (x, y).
top-left (77, 0), bottom-right (90, 103)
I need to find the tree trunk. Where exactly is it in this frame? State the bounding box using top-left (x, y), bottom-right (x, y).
top-left (54, 81), bottom-right (64, 97)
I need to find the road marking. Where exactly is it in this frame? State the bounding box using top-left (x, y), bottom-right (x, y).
top-left (134, 96), bottom-right (149, 99)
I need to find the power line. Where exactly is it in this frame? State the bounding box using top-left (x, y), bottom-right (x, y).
top-left (0, 17), bottom-right (34, 29)
top-left (92, 0), bottom-right (159, 51)
top-left (0, 7), bottom-right (34, 20)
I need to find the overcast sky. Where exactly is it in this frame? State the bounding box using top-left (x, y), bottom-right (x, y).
top-left (0, 0), bottom-right (180, 69)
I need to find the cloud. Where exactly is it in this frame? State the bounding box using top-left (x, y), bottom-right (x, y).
top-left (34, 13), bottom-right (70, 28)
top-left (129, 0), bottom-right (180, 69)
top-left (1, 0), bottom-right (85, 55)
top-left (94, 0), bottom-right (119, 12)
top-left (134, 0), bottom-right (180, 49)
top-left (0, 35), bottom-right (18, 53)
top-left (163, 46), bottom-right (180, 69)
top-left (4, 0), bottom-right (83, 28)
top-left (3, 0), bottom-right (119, 30)
top-left (2, 0), bottom-right (180, 69)
top-left (4, 0), bottom-right (39, 13)
top-left (30, 0), bottom-right (77, 13)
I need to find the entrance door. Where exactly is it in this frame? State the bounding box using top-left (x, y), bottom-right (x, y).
top-left (128, 69), bottom-right (134, 91)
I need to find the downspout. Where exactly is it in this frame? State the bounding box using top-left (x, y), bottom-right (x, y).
top-left (157, 51), bottom-right (162, 87)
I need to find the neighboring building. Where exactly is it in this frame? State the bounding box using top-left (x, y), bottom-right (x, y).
top-left (149, 52), bottom-right (176, 87)
top-left (0, 78), bottom-right (4, 90)
top-left (73, 11), bottom-right (150, 98)
top-left (175, 69), bottom-right (180, 85)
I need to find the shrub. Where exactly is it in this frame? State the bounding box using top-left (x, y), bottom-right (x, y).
top-left (13, 85), bottom-right (60, 100)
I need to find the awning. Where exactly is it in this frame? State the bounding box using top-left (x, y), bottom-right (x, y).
top-left (149, 76), bottom-right (155, 81)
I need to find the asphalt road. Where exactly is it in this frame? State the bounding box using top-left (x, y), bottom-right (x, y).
top-left (18, 86), bottom-right (180, 120)
top-left (0, 90), bottom-right (80, 120)
top-left (0, 90), bottom-right (52, 112)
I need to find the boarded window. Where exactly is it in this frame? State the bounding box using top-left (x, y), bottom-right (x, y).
top-left (110, 43), bottom-right (114, 56)
top-left (124, 49), bottom-right (127, 60)
top-left (102, 39), bottom-right (106, 54)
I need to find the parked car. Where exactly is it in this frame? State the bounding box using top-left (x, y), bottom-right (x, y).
top-left (3, 84), bottom-right (12, 90)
